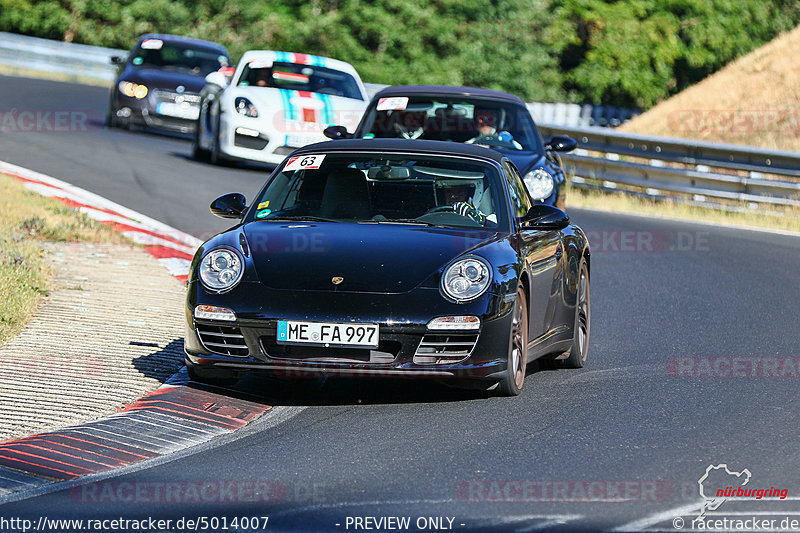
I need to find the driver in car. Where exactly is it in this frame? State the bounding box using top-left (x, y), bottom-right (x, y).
top-left (393, 110), bottom-right (427, 139)
top-left (441, 181), bottom-right (494, 226)
top-left (466, 109), bottom-right (522, 149)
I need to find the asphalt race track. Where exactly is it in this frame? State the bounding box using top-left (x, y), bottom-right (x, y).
top-left (1, 75), bottom-right (800, 531)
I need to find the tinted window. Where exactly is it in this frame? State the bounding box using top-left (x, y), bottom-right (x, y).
top-left (249, 153), bottom-right (508, 229)
top-left (357, 96), bottom-right (543, 152)
top-left (130, 39), bottom-right (229, 76)
top-left (237, 61), bottom-right (363, 101)
top-left (504, 162), bottom-right (532, 218)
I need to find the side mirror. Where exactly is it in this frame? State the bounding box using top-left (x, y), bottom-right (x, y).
top-left (205, 71), bottom-right (229, 88)
top-left (323, 125), bottom-right (352, 140)
top-left (210, 193), bottom-right (247, 219)
top-left (545, 135), bottom-right (577, 153)
top-left (520, 204), bottom-right (569, 229)
top-left (110, 55), bottom-right (125, 65)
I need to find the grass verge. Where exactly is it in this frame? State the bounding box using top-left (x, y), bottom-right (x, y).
top-left (0, 173), bottom-right (125, 344)
top-left (566, 184), bottom-right (800, 233)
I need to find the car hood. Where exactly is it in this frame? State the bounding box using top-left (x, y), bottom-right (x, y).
top-left (121, 67), bottom-right (206, 93)
top-left (243, 222), bottom-right (501, 293)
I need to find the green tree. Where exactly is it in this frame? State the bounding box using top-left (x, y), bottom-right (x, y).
top-left (548, 0), bottom-right (800, 108)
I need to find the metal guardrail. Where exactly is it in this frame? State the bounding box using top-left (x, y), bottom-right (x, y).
top-left (538, 124), bottom-right (800, 209)
top-left (0, 31), bottom-right (121, 82)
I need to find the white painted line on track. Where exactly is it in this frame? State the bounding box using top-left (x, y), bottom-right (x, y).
top-left (156, 257), bottom-right (192, 277)
top-left (75, 206), bottom-right (169, 231)
top-left (119, 231), bottom-right (196, 254)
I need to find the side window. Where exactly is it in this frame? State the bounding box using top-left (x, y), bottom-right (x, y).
top-left (503, 162), bottom-right (532, 218)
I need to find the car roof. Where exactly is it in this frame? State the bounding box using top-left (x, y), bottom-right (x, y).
top-left (373, 85), bottom-right (526, 106)
top-left (238, 50), bottom-right (362, 79)
top-left (137, 34), bottom-right (229, 54)
top-left (291, 139), bottom-right (507, 164)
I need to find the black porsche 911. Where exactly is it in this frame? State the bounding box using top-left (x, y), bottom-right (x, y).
top-left (184, 139), bottom-right (590, 395)
top-left (324, 85), bottom-right (576, 209)
top-left (107, 34), bottom-right (232, 133)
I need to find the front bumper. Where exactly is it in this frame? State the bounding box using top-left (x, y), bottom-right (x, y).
top-left (185, 283), bottom-right (514, 381)
top-left (218, 113), bottom-right (327, 165)
top-left (113, 89), bottom-right (200, 133)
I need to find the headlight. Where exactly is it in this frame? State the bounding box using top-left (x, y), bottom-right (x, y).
top-left (235, 97), bottom-right (258, 118)
top-left (199, 248), bottom-right (244, 292)
top-left (118, 81), bottom-right (148, 99)
top-left (441, 256), bottom-right (492, 302)
top-left (524, 168), bottom-right (554, 201)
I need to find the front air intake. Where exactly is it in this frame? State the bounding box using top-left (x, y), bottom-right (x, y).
top-left (196, 324), bottom-right (249, 357)
top-left (413, 333), bottom-right (479, 365)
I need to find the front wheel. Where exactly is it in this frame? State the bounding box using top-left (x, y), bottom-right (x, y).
top-left (209, 113), bottom-right (227, 166)
top-left (192, 125), bottom-right (210, 161)
top-left (562, 260), bottom-right (590, 368)
top-left (497, 284), bottom-right (528, 396)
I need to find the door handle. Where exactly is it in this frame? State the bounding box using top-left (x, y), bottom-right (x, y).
top-left (554, 245), bottom-right (563, 259)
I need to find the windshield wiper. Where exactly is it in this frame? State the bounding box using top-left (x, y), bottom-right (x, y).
top-left (262, 215), bottom-right (340, 223)
top-left (363, 219), bottom-right (446, 228)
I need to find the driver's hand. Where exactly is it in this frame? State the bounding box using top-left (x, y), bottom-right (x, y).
top-left (453, 201), bottom-right (486, 225)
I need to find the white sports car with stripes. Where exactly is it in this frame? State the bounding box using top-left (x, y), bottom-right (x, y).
top-left (193, 50), bottom-right (368, 165)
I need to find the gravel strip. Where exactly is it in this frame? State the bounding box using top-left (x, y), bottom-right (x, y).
top-left (0, 242), bottom-right (186, 441)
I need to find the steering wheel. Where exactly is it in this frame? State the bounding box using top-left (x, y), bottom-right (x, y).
top-left (470, 133), bottom-right (519, 150)
top-left (394, 123), bottom-right (424, 140)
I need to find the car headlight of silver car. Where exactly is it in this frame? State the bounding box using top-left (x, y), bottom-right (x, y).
top-left (234, 97), bottom-right (258, 118)
top-left (199, 247), bottom-right (244, 292)
top-left (441, 256), bottom-right (492, 302)
top-left (524, 168), bottom-right (555, 201)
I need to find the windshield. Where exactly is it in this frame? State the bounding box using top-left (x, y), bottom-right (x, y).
top-left (248, 153), bottom-right (507, 229)
top-left (356, 96), bottom-right (543, 152)
top-left (237, 61), bottom-right (363, 100)
top-left (129, 39), bottom-right (229, 76)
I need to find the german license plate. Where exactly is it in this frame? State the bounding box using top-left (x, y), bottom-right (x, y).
top-left (285, 133), bottom-right (324, 147)
top-left (156, 102), bottom-right (199, 120)
top-left (277, 320), bottom-right (379, 347)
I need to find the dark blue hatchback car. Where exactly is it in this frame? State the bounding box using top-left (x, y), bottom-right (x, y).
top-left (108, 34), bottom-right (232, 134)
top-left (324, 85), bottom-right (576, 209)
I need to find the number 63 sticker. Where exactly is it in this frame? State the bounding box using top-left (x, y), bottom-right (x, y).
top-left (284, 154), bottom-right (326, 171)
